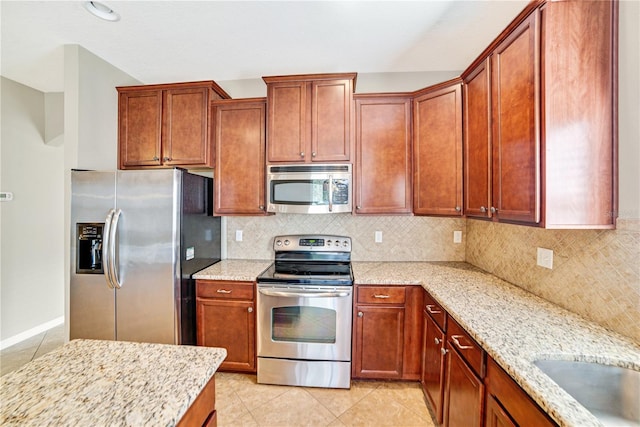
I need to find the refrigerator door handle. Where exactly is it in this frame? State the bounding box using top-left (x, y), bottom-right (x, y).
top-left (109, 209), bottom-right (123, 289)
top-left (103, 209), bottom-right (115, 289)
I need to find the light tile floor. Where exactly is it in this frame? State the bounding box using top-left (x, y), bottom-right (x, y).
top-left (0, 323), bottom-right (66, 376)
top-left (1, 324), bottom-right (436, 426)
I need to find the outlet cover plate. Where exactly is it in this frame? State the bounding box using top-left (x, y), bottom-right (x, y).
top-left (537, 247), bottom-right (553, 269)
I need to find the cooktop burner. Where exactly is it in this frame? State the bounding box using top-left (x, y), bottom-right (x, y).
top-left (257, 234), bottom-right (353, 286)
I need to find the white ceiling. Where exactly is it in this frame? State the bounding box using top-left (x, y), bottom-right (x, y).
top-left (1, 1), bottom-right (529, 94)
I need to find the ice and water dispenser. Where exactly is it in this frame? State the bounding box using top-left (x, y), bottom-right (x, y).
top-left (76, 223), bottom-right (104, 274)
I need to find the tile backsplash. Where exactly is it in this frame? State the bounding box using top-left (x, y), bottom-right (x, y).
top-left (466, 218), bottom-right (640, 343)
top-left (225, 214), bottom-right (638, 342)
top-left (226, 214), bottom-right (466, 262)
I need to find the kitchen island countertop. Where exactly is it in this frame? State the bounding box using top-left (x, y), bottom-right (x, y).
top-left (0, 339), bottom-right (226, 426)
top-left (352, 261), bottom-right (640, 427)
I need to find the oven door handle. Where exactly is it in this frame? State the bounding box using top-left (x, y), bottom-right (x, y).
top-left (259, 288), bottom-right (350, 298)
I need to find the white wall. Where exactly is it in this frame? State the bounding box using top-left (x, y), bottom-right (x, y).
top-left (0, 77), bottom-right (65, 343)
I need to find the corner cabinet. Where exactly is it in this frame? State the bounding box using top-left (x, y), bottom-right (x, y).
top-left (196, 280), bottom-right (256, 373)
top-left (117, 81), bottom-right (230, 170)
top-left (413, 80), bottom-right (463, 216)
top-left (352, 285), bottom-right (422, 380)
top-left (354, 94), bottom-right (413, 215)
top-left (211, 98), bottom-right (268, 216)
top-left (463, 0), bottom-right (617, 228)
top-left (263, 73), bottom-right (356, 163)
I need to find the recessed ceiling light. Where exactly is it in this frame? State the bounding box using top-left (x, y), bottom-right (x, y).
top-left (83, 1), bottom-right (120, 22)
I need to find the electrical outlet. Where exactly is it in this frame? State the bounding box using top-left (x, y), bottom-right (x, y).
top-left (375, 231), bottom-right (383, 243)
top-left (537, 247), bottom-right (553, 269)
top-left (235, 230), bottom-right (243, 242)
top-left (453, 230), bottom-right (462, 244)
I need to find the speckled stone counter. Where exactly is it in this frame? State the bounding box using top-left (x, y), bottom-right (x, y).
top-left (353, 261), bottom-right (640, 427)
top-left (193, 259), bottom-right (271, 281)
top-left (0, 339), bottom-right (227, 426)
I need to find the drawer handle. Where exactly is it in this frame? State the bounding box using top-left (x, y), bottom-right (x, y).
top-left (216, 289), bottom-right (232, 294)
top-left (373, 294), bottom-right (390, 299)
top-left (451, 335), bottom-right (474, 350)
top-left (426, 304), bottom-right (441, 314)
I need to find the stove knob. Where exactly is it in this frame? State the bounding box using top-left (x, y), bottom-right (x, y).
top-left (284, 239), bottom-right (290, 246)
top-left (343, 241), bottom-right (349, 247)
top-left (275, 240), bottom-right (282, 246)
top-left (327, 240), bottom-right (332, 246)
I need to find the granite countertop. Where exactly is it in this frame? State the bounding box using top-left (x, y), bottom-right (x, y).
top-left (352, 261), bottom-right (640, 427)
top-left (193, 259), bottom-right (272, 281)
top-left (0, 339), bottom-right (227, 426)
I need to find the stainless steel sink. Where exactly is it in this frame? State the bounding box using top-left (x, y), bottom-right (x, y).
top-left (534, 360), bottom-right (640, 427)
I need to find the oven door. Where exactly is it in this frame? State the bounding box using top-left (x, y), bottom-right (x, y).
top-left (257, 284), bottom-right (353, 361)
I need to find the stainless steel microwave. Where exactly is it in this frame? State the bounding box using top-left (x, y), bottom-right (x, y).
top-left (266, 164), bottom-right (352, 214)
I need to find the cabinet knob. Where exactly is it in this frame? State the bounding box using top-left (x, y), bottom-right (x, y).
top-left (434, 338), bottom-right (441, 345)
top-left (259, 205), bottom-right (264, 210)
top-left (312, 152), bottom-right (317, 157)
top-left (455, 206), bottom-right (461, 212)
top-left (248, 307), bottom-right (253, 313)
top-left (440, 348), bottom-right (449, 355)
top-left (163, 156), bottom-right (171, 162)
top-left (480, 206), bottom-right (487, 213)
top-left (490, 207), bottom-right (498, 214)
top-left (356, 206), bottom-right (361, 210)
top-left (357, 311), bottom-right (363, 318)
top-left (153, 156), bottom-right (160, 161)
top-left (300, 152), bottom-right (305, 158)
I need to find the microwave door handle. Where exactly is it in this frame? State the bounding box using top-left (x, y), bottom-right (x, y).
top-left (328, 175), bottom-right (333, 212)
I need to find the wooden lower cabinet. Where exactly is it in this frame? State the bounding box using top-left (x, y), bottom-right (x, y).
top-left (485, 357), bottom-right (557, 427)
top-left (444, 343), bottom-right (484, 427)
top-left (196, 280), bottom-right (256, 373)
top-left (352, 285), bottom-right (422, 380)
top-left (421, 305), bottom-right (447, 424)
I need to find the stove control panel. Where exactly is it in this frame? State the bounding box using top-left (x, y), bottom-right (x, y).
top-left (274, 234), bottom-right (351, 252)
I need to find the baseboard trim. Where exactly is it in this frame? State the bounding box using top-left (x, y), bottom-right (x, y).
top-left (0, 316), bottom-right (65, 350)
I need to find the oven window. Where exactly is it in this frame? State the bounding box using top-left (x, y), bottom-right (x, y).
top-left (272, 306), bottom-right (336, 343)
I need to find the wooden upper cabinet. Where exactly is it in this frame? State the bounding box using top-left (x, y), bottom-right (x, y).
top-left (462, 0), bottom-right (617, 229)
top-left (540, 0), bottom-right (617, 228)
top-left (354, 94), bottom-right (412, 215)
top-left (117, 81), bottom-right (229, 170)
top-left (211, 98), bottom-right (267, 216)
top-left (491, 12), bottom-right (540, 224)
top-left (413, 80), bottom-right (463, 216)
top-left (463, 59), bottom-right (492, 219)
top-left (264, 73), bottom-right (355, 163)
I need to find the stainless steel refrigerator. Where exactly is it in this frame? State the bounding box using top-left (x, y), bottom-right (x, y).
top-left (70, 168), bottom-right (221, 345)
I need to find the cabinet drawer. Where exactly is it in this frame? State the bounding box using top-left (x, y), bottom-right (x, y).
top-left (423, 291), bottom-right (447, 331)
top-left (196, 280), bottom-right (255, 300)
top-left (447, 318), bottom-right (485, 378)
top-left (358, 286), bottom-right (406, 304)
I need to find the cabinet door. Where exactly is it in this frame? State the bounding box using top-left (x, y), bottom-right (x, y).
top-left (485, 394), bottom-right (517, 427)
top-left (444, 343), bottom-right (484, 427)
top-left (311, 79), bottom-right (351, 162)
top-left (212, 100), bottom-right (267, 215)
top-left (422, 311), bottom-right (447, 424)
top-left (353, 305), bottom-right (404, 379)
top-left (491, 12), bottom-right (540, 224)
top-left (163, 87), bottom-right (212, 167)
top-left (463, 59), bottom-right (492, 219)
top-left (266, 81), bottom-right (308, 162)
top-left (196, 298), bottom-right (256, 372)
top-left (118, 90), bottom-right (163, 168)
top-left (413, 83), bottom-right (463, 216)
top-left (354, 96), bottom-right (412, 214)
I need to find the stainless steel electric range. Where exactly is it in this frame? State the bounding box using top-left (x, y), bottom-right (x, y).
top-left (256, 234), bottom-right (353, 389)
